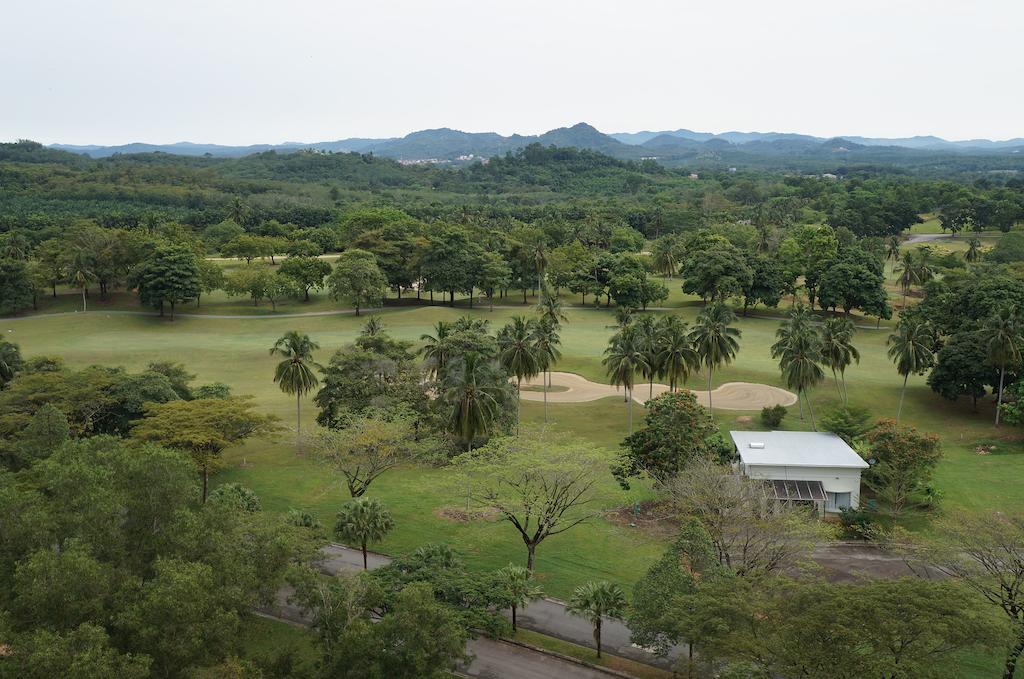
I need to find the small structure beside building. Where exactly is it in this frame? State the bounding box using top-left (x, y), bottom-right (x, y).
top-left (730, 430), bottom-right (868, 515)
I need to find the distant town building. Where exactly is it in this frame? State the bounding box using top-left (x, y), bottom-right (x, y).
top-left (688, 173), bottom-right (699, 180)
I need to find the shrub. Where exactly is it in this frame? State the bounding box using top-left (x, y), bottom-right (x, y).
top-left (821, 405), bottom-right (873, 444)
top-left (760, 404), bottom-right (787, 428)
top-left (838, 506), bottom-right (879, 540)
top-left (208, 482), bottom-right (261, 512)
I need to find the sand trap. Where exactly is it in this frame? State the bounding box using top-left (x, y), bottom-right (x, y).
top-left (519, 372), bottom-right (797, 411)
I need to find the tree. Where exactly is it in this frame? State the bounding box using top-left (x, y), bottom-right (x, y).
top-left (650, 234), bottom-right (684, 278)
top-left (689, 303), bottom-right (741, 415)
top-left (439, 352), bottom-right (511, 450)
top-left (328, 249), bottom-right (389, 315)
top-left (771, 304), bottom-right (825, 428)
top-left (334, 496), bottom-right (394, 569)
top-left (134, 245), bottom-right (201, 319)
top-left (476, 251), bottom-right (511, 310)
top-left (740, 253), bottom-right (784, 316)
top-left (66, 249), bottom-right (95, 312)
top-left (965, 236), bottom-right (982, 262)
top-left (195, 258), bottom-right (224, 307)
top-left (419, 320), bottom-right (452, 380)
top-left (919, 512), bottom-right (1024, 679)
top-left (310, 416), bottom-right (418, 498)
top-left (496, 564), bottom-right (543, 632)
top-left (497, 316), bottom-right (540, 435)
top-left (887, 319), bottom-right (936, 424)
top-left (7, 623), bottom-right (151, 679)
top-left (603, 326), bottom-right (649, 433)
top-left (820, 404), bottom-right (872, 444)
top-left (279, 255), bottom-right (331, 301)
top-left (681, 241), bottom-right (753, 302)
top-left (656, 315), bottom-right (699, 392)
top-left (0, 338), bottom-right (23, 389)
top-left (863, 419), bottom-right (941, 516)
top-left (223, 265), bottom-right (276, 307)
top-left (0, 257), bottom-right (35, 315)
top-left (927, 330), bottom-right (998, 412)
top-left (820, 317), bottom-right (859, 403)
top-left (455, 433), bottom-right (601, 571)
top-left (131, 397), bottom-right (279, 501)
top-left (614, 391), bottom-right (721, 489)
top-left (33, 238), bottom-right (66, 298)
top-left (531, 317), bottom-right (561, 424)
top-left (271, 330), bottom-right (321, 453)
top-left (986, 307), bottom-right (1024, 426)
top-left (566, 581), bottom-right (627, 658)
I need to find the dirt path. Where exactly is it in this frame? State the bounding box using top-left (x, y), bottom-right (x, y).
top-left (521, 372), bottom-right (797, 410)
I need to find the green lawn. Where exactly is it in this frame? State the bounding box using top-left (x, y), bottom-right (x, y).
top-left (4, 293), bottom-right (1023, 599)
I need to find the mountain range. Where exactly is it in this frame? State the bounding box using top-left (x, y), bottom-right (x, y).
top-left (49, 123), bottom-right (1024, 162)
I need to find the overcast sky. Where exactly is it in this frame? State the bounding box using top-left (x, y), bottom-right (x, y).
top-left (3, 0), bottom-right (1022, 145)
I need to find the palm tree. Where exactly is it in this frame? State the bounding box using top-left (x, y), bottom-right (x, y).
top-left (67, 251), bottom-right (94, 312)
top-left (441, 352), bottom-right (507, 450)
top-left (613, 306), bottom-right (633, 330)
top-left (634, 315), bottom-right (663, 400)
top-left (531, 318), bottom-right (562, 424)
top-left (689, 303), bottom-right (741, 415)
top-left (270, 331), bottom-right (322, 453)
top-left (333, 497), bottom-right (394, 570)
top-left (887, 319), bottom-right (936, 424)
top-left (566, 581), bottom-right (627, 659)
top-left (886, 236), bottom-right (902, 266)
top-left (602, 327), bottom-right (649, 434)
top-left (913, 246), bottom-right (936, 288)
top-left (496, 564), bottom-right (544, 632)
top-left (965, 237), bottom-right (982, 263)
top-left (771, 305), bottom-right (825, 429)
top-left (894, 251), bottom-right (918, 309)
top-left (361, 316), bottom-right (384, 337)
top-left (820, 317), bottom-right (859, 403)
top-left (419, 321), bottom-right (452, 379)
top-left (536, 287), bottom-right (568, 328)
top-left (657, 316), bottom-right (699, 392)
top-left (497, 316), bottom-right (540, 434)
top-left (986, 307), bottom-right (1023, 427)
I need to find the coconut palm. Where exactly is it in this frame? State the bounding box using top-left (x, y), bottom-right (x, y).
top-left (886, 236), bottom-right (902, 265)
top-left (270, 331), bottom-right (322, 453)
top-left (913, 246), bottom-right (936, 286)
top-left (965, 237), bottom-right (982, 263)
top-left (566, 581), bottom-right (627, 659)
top-left (887, 319), bottom-right (936, 424)
top-left (657, 316), bottom-right (699, 392)
top-left (419, 321), bottom-right (453, 379)
top-left (497, 316), bottom-right (540, 434)
top-left (986, 307), bottom-right (1024, 427)
top-left (361, 315), bottom-right (384, 337)
top-left (496, 564), bottom-right (544, 632)
top-left (333, 497), bottom-right (394, 570)
top-left (536, 287), bottom-right (568, 328)
top-left (612, 306), bottom-right (634, 330)
top-left (531, 318), bottom-right (562, 424)
top-left (67, 251), bottom-right (95, 312)
top-left (603, 327), bottom-right (649, 434)
top-left (633, 315), bottom-right (663, 400)
top-left (894, 251), bottom-right (919, 309)
top-left (772, 305), bottom-right (825, 429)
top-left (441, 352), bottom-right (508, 450)
top-left (820, 317), bottom-right (860, 403)
top-left (689, 303), bottom-right (742, 415)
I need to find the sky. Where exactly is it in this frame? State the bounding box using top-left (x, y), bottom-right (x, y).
top-left (3, 0), bottom-right (1022, 145)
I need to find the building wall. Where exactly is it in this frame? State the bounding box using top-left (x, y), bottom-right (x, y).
top-left (740, 463), bottom-right (863, 510)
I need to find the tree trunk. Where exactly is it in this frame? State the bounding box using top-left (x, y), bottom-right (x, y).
top-left (1004, 633), bottom-right (1024, 679)
top-left (832, 368), bottom-right (842, 401)
top-left (361, 540), bottom-right (368, 570)
top-left (526, 542), bottom-right (536, 572)
top-left (805, 390), bottom-right (816, 430)
top-left (628, 389), bottom-right (634, 434)
top-left (202, 465), bottom-right (209, 503)
top-left (512, 604), bottom-right (518, 632)
top-left (543, 370), bottom-right (548, 424)
top-left (595, 619), bottom-right (602, 658)
top-left (170, 301), bottom-right (175, 320)
top-left (159, 300), bottom-right (164, 317)
top-left (516, 377), bottom-right (522, 436)
top-left (707, 366), bottom-right (714, 415)
top-left (296, 391), bottom-right (302, 454)
top-left (355, 303), bottom-right (360, 316)
top-left (896, 373), bottom-right (909, 425)
top-left (305, 288), bottom-right (310, 301)
top-left (996, 365), bottom-right (1006, 426)
top-left (468, 287), bottom-right (473, 308)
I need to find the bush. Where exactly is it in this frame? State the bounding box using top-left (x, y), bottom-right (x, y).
top-left (838, 506), bottom-right (880, 540)
top-left (821, 405), bottom-right (873, 444)
top-left (760, 405), bottom-right (787, 428)
top-left (209, 482), bottom-right (261, 512)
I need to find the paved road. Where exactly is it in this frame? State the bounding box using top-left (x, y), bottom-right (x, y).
top-left (905, 233), bottom-right (952, 244)
top-left (317, 543), bottom-right (685, 668)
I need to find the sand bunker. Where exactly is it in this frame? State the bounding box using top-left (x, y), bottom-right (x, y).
top-left (519, 372), bottom-right (797, 411)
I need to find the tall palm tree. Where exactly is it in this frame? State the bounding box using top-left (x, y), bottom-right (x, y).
top-left (270, 331), bottom-right (322, 453)
top-left (820, 317), bottom-right (860, 403)
top-left (964, 237), bottom-right (982, 263)
top-left (531, 318), bottom-right (562, 424)
top-left (419, 321), bottom-right (452, 380)
top-left (334, 497), bottom-right (394, 570)
top-left (602, 327), bottom-right (649, 434)
top-left (887, 319), bottom-right (936, 424)
top-left (634, 315), bottom-right (663, 399)
top-left (566, 581), bottom-right (627, 659)
top-left (894, 251), bottom-right (918, 309)
top-left (986, 307), bottom-right (1023, 427)
top-left (913, 246), bottom-right (936, 287)
top-left (497, 316), bottom-right (540, 435)
top-left (441, 352), bottom-right (507, 450)
top-left (67, 250), bottom-right (94, 312)
top-left (657, 316), bottom-right (699, 392)
top-left (885, 236), bottom-right (902, 266)
top-left (771, 305), bottom-right (825, 429)
top-left (536, 287), bottom-right (568, 329)
top-left (689, 303), bottom-right (741, 415)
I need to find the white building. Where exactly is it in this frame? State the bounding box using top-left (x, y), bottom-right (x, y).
top-left (730, 431), bottom-right (869, 515)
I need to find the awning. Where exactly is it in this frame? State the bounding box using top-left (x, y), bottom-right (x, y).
top-left (764, 479), bottom-right (826, 502)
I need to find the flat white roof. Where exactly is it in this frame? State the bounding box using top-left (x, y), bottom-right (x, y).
top-left (730, 431), bottom-right (869, 469)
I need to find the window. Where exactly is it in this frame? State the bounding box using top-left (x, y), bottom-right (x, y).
top-left (826, 492), bottom-right (852, 511)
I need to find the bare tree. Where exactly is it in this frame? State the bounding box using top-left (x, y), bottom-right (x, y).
top-left (665, 457), bottom-right (834, 576)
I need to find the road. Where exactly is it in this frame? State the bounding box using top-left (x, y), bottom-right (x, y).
top-left (315, 543), bottom-right (685, 668)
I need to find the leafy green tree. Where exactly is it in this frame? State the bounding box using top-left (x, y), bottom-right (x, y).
top-left (7, 623), bottom-right (151, 679)
top-left (32, 238), bottom-right (66, 297)
top-left (271, 331), bottom-right (321, 452)
top-left (476, 251), bottom-right (512, 310)
top-left (334, 496), bottom-right (395, 569)
top-left (328, 249), bottom-right (389, 315)
top-left (740, 252), bottom-right (784, 316)
top-left (496, 564), bottom-right (543, 632)
top-left (223, 264), bottom-right (275, 307)
top-left (0, 257), bottom-right (35, 315)
top-left (146, 361), bottom-right (195, 400)
top-left (689, 303), bottom-right (741, 414)
top-left (986, 307), bottom-right (1024, 426)
top-left (131, 396), bottom-right (279, 501)
top-left (16, 403), bottom-right (70, 464)
top-left (134, 245), bottom-right (201, 319)
top-left (310, 416), bottom-right (418, 498)
top-left (566, 581), bottom-right (627, 658)
top-left (681, 240), bottom-right (753, 303)
top-left (207, 482), bottom-right (261, 512)
top-left (603, 326), bottom-right (649, 433)
top-left (965, 236), bottom-right (982, 262)
top-left (497, 316), bottom-right (540, 435)
top-left (887, 319), bottom-right (936, 424)
top-left (11, 540), bottom-right (114, 631)
top-left (195, 258), bottom-right (224, 307)
top-left (278, 255), bottom-right (331, 301)
top-left (928, 330), bottom-right (998, 412)
top-left (863, 419), bottom-right (942, 516)
top-left (820, 404), bottom-right (872, 444)
top-left (614, 391), bottom-right (720, 489)
top-left (820, 317), bottom-right (859, 403)
top-left (456, 433), bottom-right (601, 571)
top-left (0, 338), bottom-right (23, 388)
